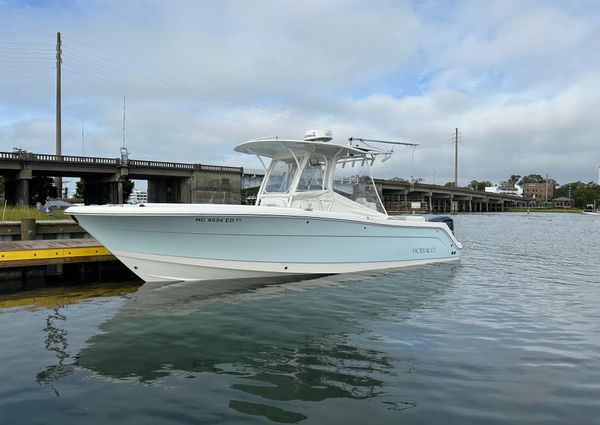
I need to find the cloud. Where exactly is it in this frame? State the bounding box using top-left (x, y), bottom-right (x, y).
top-left (1, 0), bottom-right (599, 186)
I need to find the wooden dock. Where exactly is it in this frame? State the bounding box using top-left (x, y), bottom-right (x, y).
top-left (0, 238), bottom-right (137, 294)
top-left (0, 238), bottom-right (115, 268)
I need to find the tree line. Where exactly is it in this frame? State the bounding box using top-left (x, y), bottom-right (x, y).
top-left (0, 176), bottom-right (134, 204)
top-left (463, 174), bottom-right (600, 207)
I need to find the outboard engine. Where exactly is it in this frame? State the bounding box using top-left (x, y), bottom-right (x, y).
top-left (428, 215), bottom-right (454, 233)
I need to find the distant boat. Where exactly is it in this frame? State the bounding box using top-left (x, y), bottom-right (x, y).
top-left (582, 204), bottom-right (600, 215)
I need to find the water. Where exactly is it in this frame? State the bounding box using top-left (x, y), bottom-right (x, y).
top-left (1, 213), bottom-right (599, 424)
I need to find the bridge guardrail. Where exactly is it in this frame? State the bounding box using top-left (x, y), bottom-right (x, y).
top-left (198, 164), bottom-right (242, 173)
top-left (0, 151), bottom-right (243, 173)
top-left (128, 159), bottom-right (195, 169)
top-left (1, 152), bottom-right (119, 165)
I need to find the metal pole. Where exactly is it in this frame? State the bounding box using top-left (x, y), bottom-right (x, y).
top-left (56, 32), bottom-right (62, 198)
top-left (122, 96), bottom-right (126, 149)
top-left (545, 173), bottom-right (548, 203)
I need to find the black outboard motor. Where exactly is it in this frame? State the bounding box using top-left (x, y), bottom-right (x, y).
top-left (428, 215), bottom-right (454, 233)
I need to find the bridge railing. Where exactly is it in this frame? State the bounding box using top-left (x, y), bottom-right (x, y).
top-left (36, 154), bottom-right (120, 165)
top-left (1, 152), bottom-right (119, 165)
top-left (0, 152), bottom-right (20, 160)
top-left (128, 159), bottom-right (195, 169)
top-left (0, 151), bottom-right (243, 173)
top-left (198, 164), bottom-right (242, 173)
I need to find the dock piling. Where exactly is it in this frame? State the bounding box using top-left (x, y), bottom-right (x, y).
top-left (20, 218), bottom-right (36, 241)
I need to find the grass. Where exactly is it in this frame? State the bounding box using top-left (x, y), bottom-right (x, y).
top-left (506, 208), bottom-right (581, 213)
top-left (0, 205), bottom-right (69, 221)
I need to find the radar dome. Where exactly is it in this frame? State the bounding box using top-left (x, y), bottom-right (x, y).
top-left (304, 129), bottom-right (332, 142)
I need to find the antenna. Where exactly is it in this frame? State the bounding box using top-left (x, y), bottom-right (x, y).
top-left (81, 116), bottom-right (84, 155)
top-left (120, 96), bottom-right (129, 166)
top-left (348, 137), bottom-right (419, 148)
top-left (122, 96), bottom-right (126, 149)
top-left (348, 136), bottom-right (419, 167)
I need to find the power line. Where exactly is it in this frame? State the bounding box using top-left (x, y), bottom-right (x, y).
top-left (0, 75), bottom-right (53, 79)
top-left (2, 35), bottom-right (415, 148)
top-left (458, 139), bottom-right (521, 175)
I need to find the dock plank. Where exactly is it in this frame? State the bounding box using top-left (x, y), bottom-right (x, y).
top-left (0, 238), bottom-right (116, 268)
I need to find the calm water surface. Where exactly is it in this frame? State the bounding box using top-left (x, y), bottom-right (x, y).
top-left (1, 213), bottom-right (599, 424)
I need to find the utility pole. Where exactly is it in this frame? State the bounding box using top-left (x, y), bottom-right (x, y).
top-left (55, 32), bottom-right (62, 197)
top-left (454, 128), bottom-right (459, 188)
top-left (545, 173), bottom-right (549, 203)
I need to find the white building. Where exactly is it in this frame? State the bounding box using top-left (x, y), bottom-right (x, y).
top-left (484, 184), bottom-right (523, 197)
top-left (127, 190), bottom-right (148, 204)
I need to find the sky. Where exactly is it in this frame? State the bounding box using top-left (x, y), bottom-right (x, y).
top-left (1, 0), bottom-right (600, 187)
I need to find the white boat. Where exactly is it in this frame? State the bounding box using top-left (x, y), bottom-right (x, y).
top-left (66, 130), bottom-right (462, 283)
top-left (582, 204), bottom-right (600, 215)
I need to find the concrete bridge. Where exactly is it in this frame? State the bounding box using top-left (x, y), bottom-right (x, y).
top-left (1, 151), bottom-right (530, 212)
top-left (378, 180), bottom-right (531, 213)
top-left (0, 151), bottom-right (242, 205)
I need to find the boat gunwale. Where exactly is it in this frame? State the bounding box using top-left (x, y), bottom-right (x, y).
top-left (66, 205), bottom-right (462, 248)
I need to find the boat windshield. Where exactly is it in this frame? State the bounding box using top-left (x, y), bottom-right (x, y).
top-left (333, 157), bottom-right (386, 214)
top-left (297, 154), bottom-right (327, 192)
top-left (264, 157), bottom-right (300, 193)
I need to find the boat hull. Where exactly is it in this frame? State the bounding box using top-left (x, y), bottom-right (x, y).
top-left (69, 205), bottom-right (461, 283)
top-left (112, 249), bottom-right (459, 282)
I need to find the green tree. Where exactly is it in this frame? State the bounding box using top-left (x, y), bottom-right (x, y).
top-left (573, 184), bottom-right (600, 208)
top-left (555, 181), bottom-right (600, 207)
top-left (519, 174), bottom-right (545, 184)
top-left (467, 180), bottom-right (492, 191)
top-left (30, 176), bottom-right (57, 205)
top-left (500, 175), bottom-right (521, 187)
top-left (517, 174), bottom-right (559, 188)
top-left (554, 181), bottom-right (585, 199)
top-left (508, 174), bottom-right (521, 187)
top-left (75, 181), bottom-right (84, 198)
top-left (122, 178), bottom-right (134, 201)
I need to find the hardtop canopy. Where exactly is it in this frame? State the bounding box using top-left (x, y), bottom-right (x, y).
top-left (234, 139), bottom-right (370, 159)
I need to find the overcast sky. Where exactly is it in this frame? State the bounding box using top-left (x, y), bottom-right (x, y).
top-left (1, 0), bottom-right (599, 187)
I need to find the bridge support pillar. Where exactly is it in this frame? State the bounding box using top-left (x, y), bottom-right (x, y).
top-left (82, 179), bottom-right (122, 205)
top-left (3, 170), bottom-right (32, 206)
top-left (81, 169), bottom-right (128, 205)
top-left (189, 170), bottom-right (241, 204)
top-left (148, 178), bottom-right (191, 203)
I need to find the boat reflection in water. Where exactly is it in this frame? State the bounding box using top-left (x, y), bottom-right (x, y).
top-left (35, 305), bottom-right (76, 398)
top-left (73, 265), bottom-right (457, 422)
